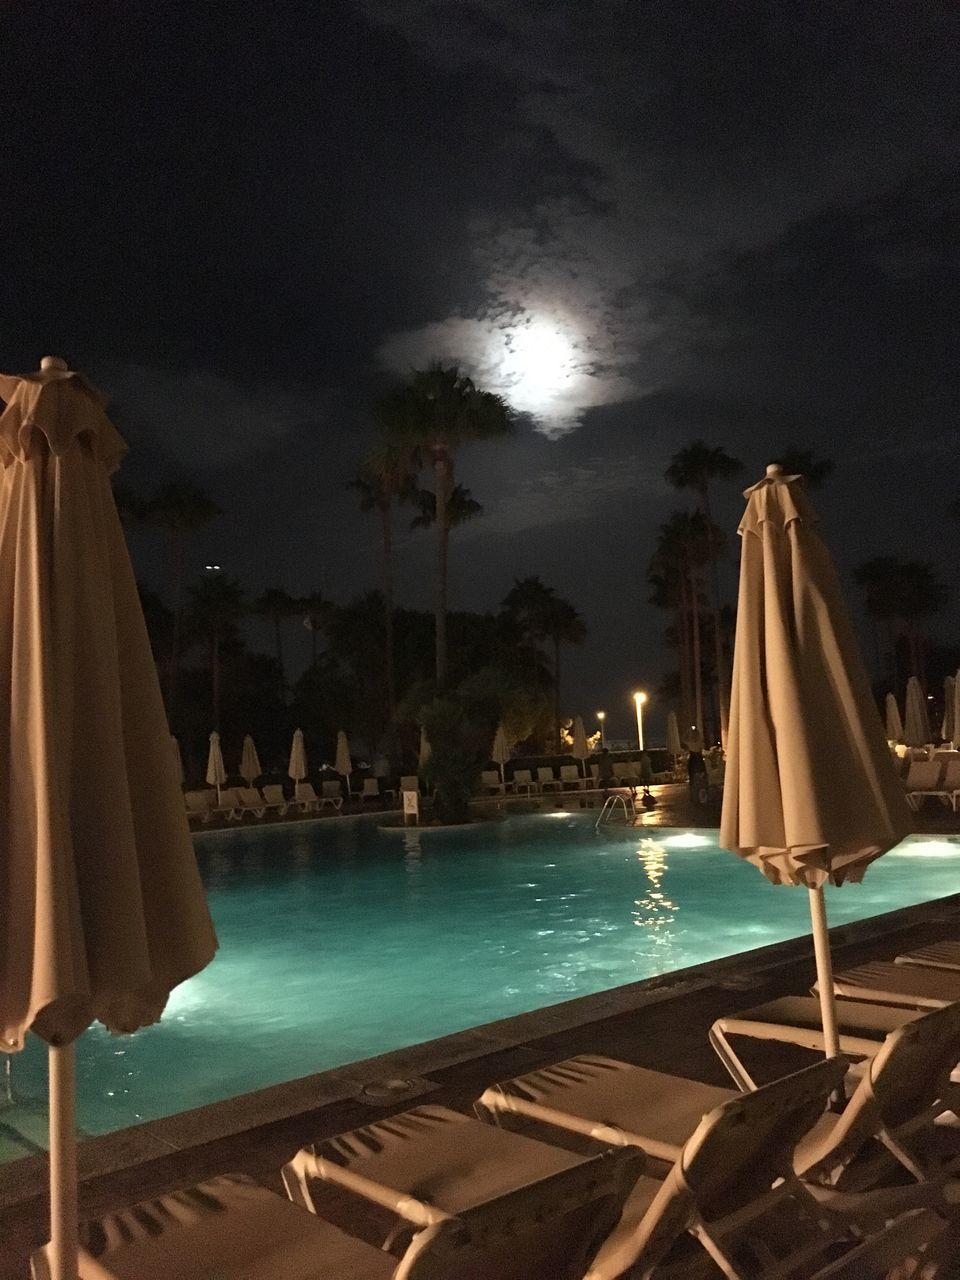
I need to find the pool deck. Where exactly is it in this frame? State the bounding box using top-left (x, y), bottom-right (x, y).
top-left (1, 787), bottom-right (959, 1277)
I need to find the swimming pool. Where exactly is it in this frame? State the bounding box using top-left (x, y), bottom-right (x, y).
top-left (3, 814), bottom-right (959, 1156)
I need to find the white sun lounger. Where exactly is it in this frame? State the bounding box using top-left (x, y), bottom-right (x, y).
top-left (294, 781), bottom-right (321, 814)
top-left (904, 759), bottom-right (948, 810)
top-left (826, 960), bottom-right (960, 1009)
top-left (261, 784), bottom-right (289, 816)
top-left (559, 764), bottom-right (586, 790)
top-left (476, 1056), bottom-right (951, 1279)
top-left (282, 1105), bottom-right (644, 1280)
top-left (212, 787), bottom-right (244, 821)
top-left (896, 940), bottom-right (960, 972)
top-left (237, 787), bottom-right (268, 818)
top-left (320, 780), bottom-right (343, 810)
top-left (480, 769), bottom-right (504, 794)
top-left (710, 995), bottom-right (921, 1091)
top-left (55, 1160), bottom-right (643, 1280)
top-left (512, 768), bottom-right (536, 795)
top-left (184, 789), bottom-right (215, 823)
top-left (537, 766), bottom-right (561, 792)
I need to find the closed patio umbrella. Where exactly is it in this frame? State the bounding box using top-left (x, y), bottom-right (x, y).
top-left (884, 693), bottom-right (903, 743)
top-left (491, 722), bottom-right (511, 787)
top-left (205, 729), bottom-right (227, 803)
top-left (335, 729), bottom-right (352, 799)
top-left (941, 677), bottom-right (955, 746)
top-left (954, 671), bottom-right (960, 750)
top-left (0, 359), bottom-right (217, 1280)
top-left (570, 715), bottom-right (589, 782)
top-left (720, 465), bottom-right (910, 1058)
top-left (418, 725), bottom-right (431, 769)
top-left (903, 676), bottom-right (931, 748)
top-left (666, 711), bottom-right (683, 761)
top-left (239, 733), bottom-right (262, 786)
top-left (288, 727), bottom-right (308, 797)
top-left (171, 735), bottom-right (184, 787)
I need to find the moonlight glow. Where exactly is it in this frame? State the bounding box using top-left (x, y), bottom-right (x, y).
top-left (498, 318), bottom-right (582, 417)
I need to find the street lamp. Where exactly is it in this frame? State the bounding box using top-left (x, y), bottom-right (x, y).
top-left (632, 691), bottom-right (648, 751)
top-left (596, 710), bottom-right (606, 749)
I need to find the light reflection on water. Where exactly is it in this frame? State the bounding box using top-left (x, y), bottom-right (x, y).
top-left (2, 819), bottom-right (957, 1153)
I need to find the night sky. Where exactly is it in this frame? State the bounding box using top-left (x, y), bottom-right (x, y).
top-left (3, 2), bottom-right (958, 740)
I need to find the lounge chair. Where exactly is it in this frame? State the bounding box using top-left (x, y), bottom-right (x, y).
top-left (560, 764), bottom-right (586, 791)
top-left (476, 1056), bottom-right (950, 1279)
top-left (399, 774), bottom-right (420, 796)
top-left (512, 768), bottom-right (536, 795)
top-left (942, 758), bottom-right (960, 809)
top-left (53, 1165), bottom-right (640, 1280)
top-left (319, 780), bottom-right (343, 810)
top-left (212, 787), bottom-right (244, 821)
top-left (480, 769), bottom-right (504, 794)
top-left (537, 766), bottom-right (561, 793)
top-left (261, 783), bottom-right (289, 816)
top-left (360, 777), bottom-right (383, 806)
top-left (710, 995), bottom-right (920, 1091)
top-left (237, 786), bottom-right (268, 818)
top-left (294, 781), bottom-right (321, 814)
top-left (897, 940), bottom-right (960, 972)
top-left (827, 960), bottom-right (960, 1009)
top-left (904, 759), bottom-right (947, 810)
top-left (616, 761), bottom-right (639, 785)
top-left (283, 1108), bottom-right (642, 1280)
top-left (184, 789), bottom-right (215, 824)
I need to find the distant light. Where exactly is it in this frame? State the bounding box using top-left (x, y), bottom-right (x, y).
top-left (633, 690), bottom-right (648, 705)
top-left (662, 832), bottom-right (712, 849)
top-left (596, 710), bottom-right (606, 721)
top-left (205, 563), bottom-right (221, 571)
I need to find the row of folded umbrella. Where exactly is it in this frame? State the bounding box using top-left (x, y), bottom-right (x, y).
top-left (885, 674), bottom-right (960, 748)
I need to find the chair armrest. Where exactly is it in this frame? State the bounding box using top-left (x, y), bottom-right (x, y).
top-left (475, 1086), bottom-right (670, 1161)
top-left (282, 1148), bottom-right (450, 1228)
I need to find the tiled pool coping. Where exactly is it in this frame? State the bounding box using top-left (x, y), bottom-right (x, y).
top-left (3, 888), bottom-right (959, 1212)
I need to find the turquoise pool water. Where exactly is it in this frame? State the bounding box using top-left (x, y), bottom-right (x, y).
top-left (3, 815), bottom-right (959, 1153)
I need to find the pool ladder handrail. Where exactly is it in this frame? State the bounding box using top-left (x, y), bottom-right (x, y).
top-left (595, 790), bottom-right (637, 829)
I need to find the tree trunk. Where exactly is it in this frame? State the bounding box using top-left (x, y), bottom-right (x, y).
top-left (274, 617), bottom-right (285, 696)
top-left (382, 502), bottom-right (396, 720)
top-left (689, 562), bottom-right (704, 741)
top-left (677, 579), bottom-right (692, 736)
top-left (700, 485), bottom-right (729, 749)
top-left (553, 633), bottom-right (561, 752)
top-left (211, 633), bottom-right (221, 728)
top-left (434, 450), bottom-right (449, 686)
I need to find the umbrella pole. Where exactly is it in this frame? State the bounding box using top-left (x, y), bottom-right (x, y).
top-left (808, 885), bottom-right (841, 1058)
top-left (48, 1042), bottom-right (78, 1280)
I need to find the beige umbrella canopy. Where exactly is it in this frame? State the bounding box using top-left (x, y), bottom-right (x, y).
top-left (0, 360), bottom-right (217, 1280)
top-left (884, 693), bottom-right (903, 743)
top-left (288, 727), bottom-right (308, 795)
top-left (335, 729), bottom-right (352, 796)
top-left (418, 725), bottom-right (432, 769)
top-left (239, 733), bottom-right (262, 786)
top-left (171, 735), bottom-right (184, 787)
top-left (720, 465), bottom-right (910, 1057)
top-left (903, 676), bottom-right (931, 748)
top-left (205, 729), bottom-right (228, 802)
top-left (490, 722), bottom-right (511, 787)
top-left (570, 715), bottom-right (589, 780)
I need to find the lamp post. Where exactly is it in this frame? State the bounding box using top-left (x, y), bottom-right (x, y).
top-left (597, 710), bottom-right (606, 749)
top-left (633, 691), bottom-right (648, 751)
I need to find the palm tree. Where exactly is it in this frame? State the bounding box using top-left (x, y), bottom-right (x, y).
top-left (380, 364), bottom-right (515, 685)
top-left (855, 557), bottom-right (948, 687)
top-left (140, 482), bottom-right (222, 726)
top-left (349, 441), bottom-right (417, 718)
top-left (665, 442), bottom-right (742, 746)
top-left (409, 483), bottom-right (483, 531)
top-left (502, 576), bottom-right (585, 750)
top-left (649, 512), bottom-right (712, 741)
top-left (186, 572), bottom-right (246, 726)
top-left (774, 447), bottom-right (834, 490)
top-left (253, 587), bottom-right (300, 692)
